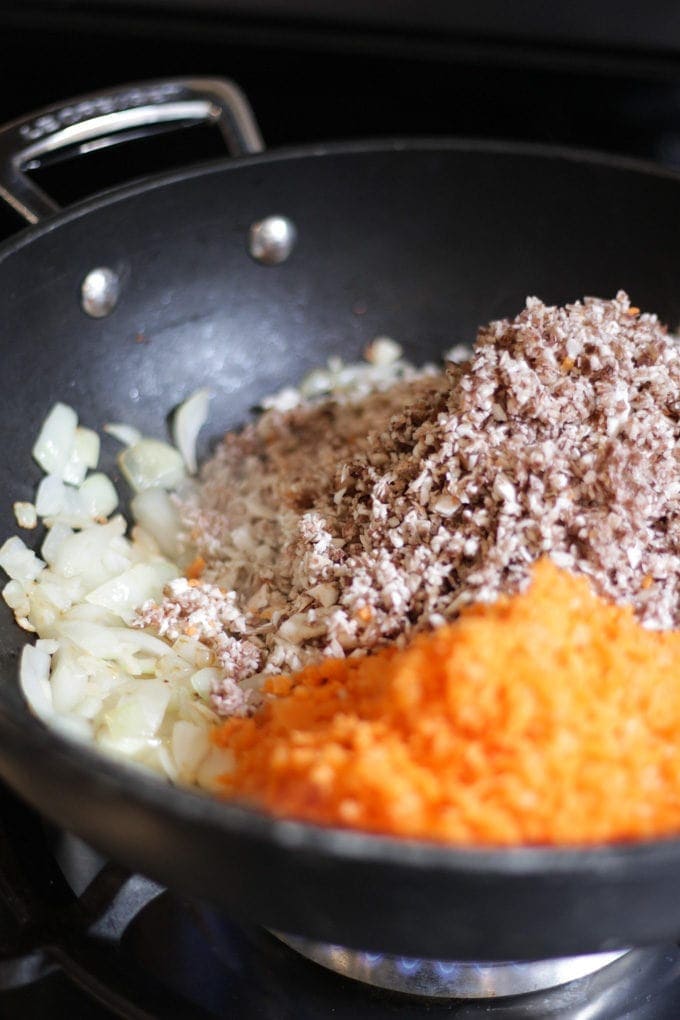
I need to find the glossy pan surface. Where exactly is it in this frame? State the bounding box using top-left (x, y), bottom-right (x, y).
top-left (0, 140), bottom-right (679, 959)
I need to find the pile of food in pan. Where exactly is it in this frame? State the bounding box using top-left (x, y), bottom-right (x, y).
top-left (4, 290), bottom-right (680, 847)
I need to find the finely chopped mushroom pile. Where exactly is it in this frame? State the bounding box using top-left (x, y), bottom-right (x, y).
top-left (5, 291), bottom-right (680, 844)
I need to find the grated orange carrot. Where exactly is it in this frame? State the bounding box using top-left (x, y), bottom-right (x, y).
top-left (214, 560), bottom-right (680, 846)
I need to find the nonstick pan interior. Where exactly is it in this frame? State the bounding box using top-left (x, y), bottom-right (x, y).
top-left (0, 141), bottom-right (680, 960)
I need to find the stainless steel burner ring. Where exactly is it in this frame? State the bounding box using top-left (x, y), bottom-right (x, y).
top-left (274, 933), bottom-right (630, 999)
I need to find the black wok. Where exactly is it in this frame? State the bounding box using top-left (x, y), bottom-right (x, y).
top-left (0, 77), bottom-right (679, 963)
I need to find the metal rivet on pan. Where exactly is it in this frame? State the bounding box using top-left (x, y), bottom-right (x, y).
top-left (247, 215), bottom-right (297, 265)
top-left (80, 267), bottom-right (121, 318)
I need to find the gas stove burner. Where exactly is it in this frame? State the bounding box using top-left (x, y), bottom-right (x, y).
top-left (0, 785), bottom-right (678, 1019)
top-left (275, 933), bottom-right (630, 998)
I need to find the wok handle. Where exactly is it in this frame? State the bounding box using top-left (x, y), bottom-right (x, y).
top-left (0, 77), bottom-right (264, 225)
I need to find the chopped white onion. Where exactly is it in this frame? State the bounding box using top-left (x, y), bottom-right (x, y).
top-left (172, 720), bottom-right (210, 781)
top-left (59, 620), bottom-right (170, 661)
top-left (102, 541), bottom-right (133, 576)
top-left (79, 473), bottom-right (118, 518)
top-left (63, 603), bottom-right (123, 627)
top-left (191, 666), bottom-right (221, 699)
top-left (156, 652), bottom-right (194, 684)
top-left (364, 336), bottom-right (403, 366)
top-left (50, 644), bottom-right (89, 713)
top-left (104, 680), bottom-right (171, 741)
top-left (13, 502), bottom-right (37, 529)
top-left (119, 439), bottom-right (185, 493)
top-left (0, 536), bottom-right (45, 583)
top-left (129, 525), bottom-right (161, 558)
top-left (3, 579), bottom-right (30, 614)
top-left (50, 516), bottom-right (126, 582)
top-left (62, 427), bottom-right (101, 486)
top-left (32, 403), bottom-right (78, 478)
top-left (196, 746), bottom-right (234, 789)
top-left (26, 585), bottom-right (61, 635)
top-left (35, 571), bottom-right (79, 612)
top-left (86, 561), bottom-right (177, 624)
top-left (19, 643), bottom-right (53, 719)
top-left (5, 399), bottom-right (228, 784)
top-left (261, 386), bottom-right (300, 412)
top-left (35, 638), bottom-right (59, 654)
top-left (172, 388), bottom-right (211, 475)
top-left (130, 487), bottom-right (183, 560)
top-left (103, 422), bottom-right (142, 447)
top-left (172, 634), bottom-right (213, 668)
top-left (44, 485), bottom-right (93, 529)
top-left (36, 475), bottom-right (66, 517)
top-left (41, 522), bottom-right (74, 565)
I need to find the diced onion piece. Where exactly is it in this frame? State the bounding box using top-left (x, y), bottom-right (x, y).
top-left (86, 561), bottom-right (177, 624)
top-left (102, 544), bottom-right (133, 576)
top-left (50, 516), bottom-right (126, 582)
top-left (191, 666), bottom-right (221, 699)
top-left (156, 652), bottom-right (194, 684)
top-left (41, 522), bottom-right (74, 565)
top-left (119, 439), bottom-right (185, 493)
top-left (172, 388), bottom-right (211, 475)
top-left (32, 403), bottom-right (78, 477)
top-left (20, 643), bottom-right (53, 719)
top-left (26, 585), bottom-right (61, 636)
top-left (36, 572), bottom-right (78, 613)
top-left (50, 644), bottom-right (89, 713)
top-left (44, 485), bottom-right (93, 529)
top-left (62, 427), bottom-right (101, 486)
top-left (172, 634), bottom-right (212, 668)
top-left (261, 386), bottom-right (300, 412)
top-left (76, 427), bottom-right (100, 468)
top-left (104, 422), bottom-right (142, 447)
top-left (130, 487), bottom-right (182, 560)
top-left (63, 604), bottom-right (122, 628)
top-left (36, 638), bottom-right (59, 654)
top-left (364, 336), bottom-right (403, 366)
top-left (59, 620), bottom-right (170, 661)
top-left (129, 525), bottom-right (161, 558)
top-left (13, 502), bottom-right (37, 529)
top-left (3, 579), bottom-right (30, 614)
top-left (0, 536), bottom-right (45, 582)
top-left (298, 368), bottom-right (333, 400)
top-left (196, 746), bottom-right (234, 789)
top-left (104, 681), bottom-right (171, 740)
top-left (172, 720), bottom-right (210, 781)
top-left (79, 473), bottom-right (118, 519)
top-left (36, 475), bottom-right (66, 517)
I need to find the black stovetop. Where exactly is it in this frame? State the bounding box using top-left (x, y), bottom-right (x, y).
top-left (2, 6), bottom-right (680, 194)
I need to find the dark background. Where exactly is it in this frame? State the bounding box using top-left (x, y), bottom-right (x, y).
top-left (0, 0), bottom-right (680, 225)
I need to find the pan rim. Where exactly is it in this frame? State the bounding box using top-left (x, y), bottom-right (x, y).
top-left (2, 133), bottom-right (680, 262)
